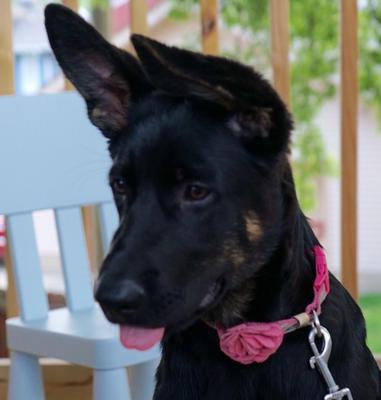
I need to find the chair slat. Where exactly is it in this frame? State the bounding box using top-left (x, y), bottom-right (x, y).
top-left (98, 202), bottom-right (119, 254)
top-left (55, 207), bottom-right (94, 311)
top-left (7, 213), bottom-right (49, 321)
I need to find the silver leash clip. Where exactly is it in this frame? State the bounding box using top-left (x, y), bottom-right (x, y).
top-left (309, 312), bottom-right (353, 400)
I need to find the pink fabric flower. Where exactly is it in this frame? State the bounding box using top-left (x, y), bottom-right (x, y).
top-left (213, 246), bottom-right (329, 365)
top-left (217, 322), bottom-right (285, 364)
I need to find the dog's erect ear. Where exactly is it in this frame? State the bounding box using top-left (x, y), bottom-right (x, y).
top-left (45, 4), bottom-right (152, 137)
top-left (131, 34), bottom-right (293, 155)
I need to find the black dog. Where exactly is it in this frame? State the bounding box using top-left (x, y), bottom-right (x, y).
top-left (45, 5), bottom-right (381, 399)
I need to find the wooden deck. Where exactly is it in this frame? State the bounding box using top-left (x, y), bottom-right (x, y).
top-left (0, 359), bottom-right (92, 400)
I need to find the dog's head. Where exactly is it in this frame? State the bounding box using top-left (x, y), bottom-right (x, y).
top-left (45, 5), bottom-right (293, 344)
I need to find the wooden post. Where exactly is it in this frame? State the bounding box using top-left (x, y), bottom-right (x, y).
top-left (3, 244), bottom-right (18, 318)
top-left (201, 0), bottom-right (219, 55)
top-left (82, 207), bottom-right (104, 274)
top-left (0, 358), bottom-right (92, 400)
top-left (0, 0), bottom-right (14, 96)
top-left (63, 0), bottom-right (78, 10)
top-left (0, 0), bottom-right (19, 319)
top-left (131, 0), bottom-right (149, 35)
top-left (340, 0), bottom-right (358, 300)
top-left (270, 0), bottom-right (291, 107)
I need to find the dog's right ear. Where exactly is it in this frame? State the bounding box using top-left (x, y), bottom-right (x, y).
top-left (45, 4), bottom-right (152, 138)
top-left (131, 35), bottom-right (293, 156)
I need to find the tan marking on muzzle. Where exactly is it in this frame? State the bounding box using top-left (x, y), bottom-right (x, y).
top-left (223, 239), bottom-right (245, 268)
top-left (245, 211), bottom-right (262, 242)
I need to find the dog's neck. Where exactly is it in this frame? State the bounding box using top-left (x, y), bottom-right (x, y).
top-left (205, 163), bottom-right (318, 328)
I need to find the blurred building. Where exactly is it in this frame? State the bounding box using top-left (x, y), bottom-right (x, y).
top-left (12, 0), bottom-right (169, 95)
top-left (316, 98), bottom-right (381, 294)
top-left (13, 0), bottom-right (60, 94)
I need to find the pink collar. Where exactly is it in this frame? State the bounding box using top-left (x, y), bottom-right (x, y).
top-left (215, 245), bottom-right (330, 364)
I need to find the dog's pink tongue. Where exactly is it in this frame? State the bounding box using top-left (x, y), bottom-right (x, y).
top-left (120, 325), bottom-right (164, 351)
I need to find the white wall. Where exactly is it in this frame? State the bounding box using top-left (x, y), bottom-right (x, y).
top-left (316, 98), bottom-right (381, 292)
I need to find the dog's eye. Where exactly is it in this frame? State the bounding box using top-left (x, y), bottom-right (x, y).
top-left (184, 185), bottom-right (210, 201)
top-left (112, 178), bottom-right (127, 195)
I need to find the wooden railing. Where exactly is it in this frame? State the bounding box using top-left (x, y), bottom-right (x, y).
top-left (340, 0), bottom-right (358, 299)
top-left (270, 0), bottom-right (290, 106)
top-left (0, 0), bottom-right (378, 397)
top-left (200, 0), bottom-right (219, 55)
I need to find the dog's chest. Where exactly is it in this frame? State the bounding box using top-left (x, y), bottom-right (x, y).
top-left (195, 362), bottom-right (326, 400)
top-left (156, 334), bottom-right (329, 400)
top-left (156, 319), bottom-right (381, 400)
top-left (155, 358), bottom-right (328, 400)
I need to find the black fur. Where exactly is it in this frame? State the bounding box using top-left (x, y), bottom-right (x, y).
top-left (45, 4), bottom-right (381, 399)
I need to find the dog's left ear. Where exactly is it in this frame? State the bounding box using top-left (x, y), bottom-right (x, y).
top-left (131, 35), bottom-right (293, 155)
top-left (45, 5), bottom-right (152, 138)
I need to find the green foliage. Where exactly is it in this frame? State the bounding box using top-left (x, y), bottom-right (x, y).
top-left (289, 1), bottom-right (339, 211)
top-left (289, 1), bottom-right (338, 124)
top-left (169, 0), bottom-right (198, 20)
top-left (79, 0), bottom-right (109, 9)
top-left (293, 123), bottom-right (337, 211)
top-left (220, 0), bottom-right (268, 33)
top-left (360, 1), bottom-right (381, 126)
top-left (359, 294), bottom-right (381, 353)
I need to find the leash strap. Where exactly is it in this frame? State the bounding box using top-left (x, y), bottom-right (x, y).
top-left (217, 245), bottom-right (330, 364)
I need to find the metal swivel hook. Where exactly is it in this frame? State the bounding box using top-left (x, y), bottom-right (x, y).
top-left (309, 317), bottom-right (353, 400)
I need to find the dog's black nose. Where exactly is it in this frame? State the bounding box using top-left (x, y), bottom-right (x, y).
top-left (95, 279), bottom-right (146, 314)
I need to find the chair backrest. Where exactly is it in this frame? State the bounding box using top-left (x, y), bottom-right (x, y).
top-left (0, 92), bottom-right (118, 321)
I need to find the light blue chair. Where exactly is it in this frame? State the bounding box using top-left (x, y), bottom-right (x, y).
top-left (0, 92), bottom-right (160, 400)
